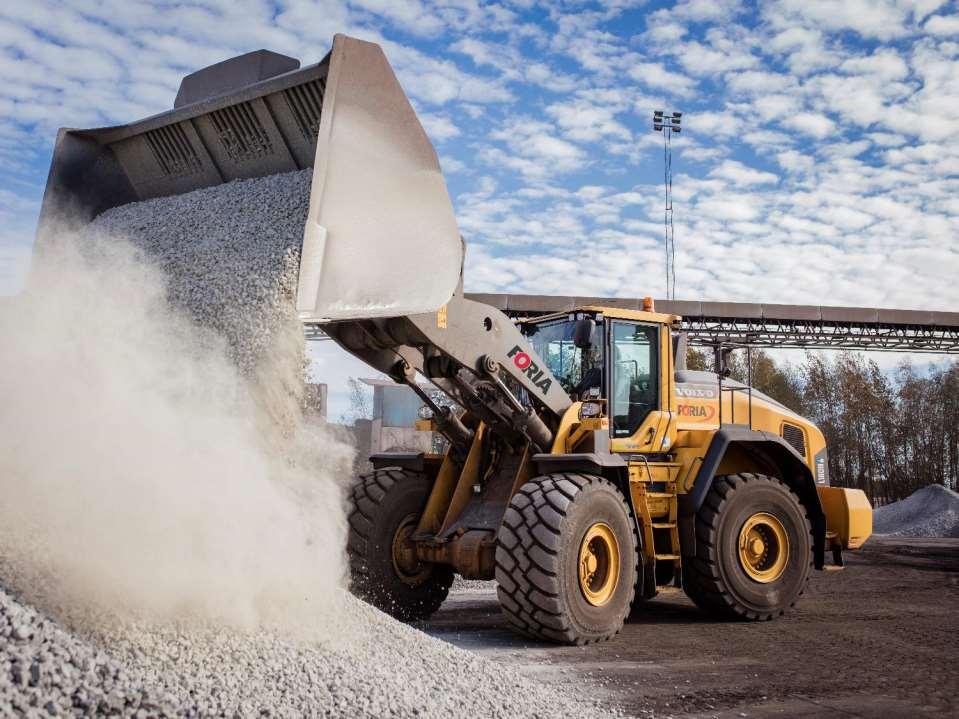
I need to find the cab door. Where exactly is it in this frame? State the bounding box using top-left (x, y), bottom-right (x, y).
top-left (607, 320), bottom-right (675, 458)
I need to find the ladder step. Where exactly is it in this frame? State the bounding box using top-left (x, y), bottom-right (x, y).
top-left (655, 553), bottom-right (681, 560)
top-left (651, 522), bottom-right (676, 529)
top-left (646, 492), bottom-right (675, 499)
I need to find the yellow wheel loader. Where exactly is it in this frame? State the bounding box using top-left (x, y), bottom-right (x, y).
top-left (37, 34), bottom-right (872, 645)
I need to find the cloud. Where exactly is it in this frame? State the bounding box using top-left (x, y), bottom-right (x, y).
top-left (782, 112), bottom-right (836, 139)
top-left (924, 13), bottom-right (959, 35)
top-left (767, 26), bottom-right (842, 74)
top-left (709, 160), bottom-right (780, 186)
top-left (450, 36), bottom-right (578, 92)
top-left (726, 71), bottom-right (796, 96)
top-left (381, 40), bottom-right (514, 105)
top-left (765, 0), bottom-right (935, 41)
top-left (545, 99), bottom-right (631, 142)
top-left (674, 36), bottom-right (759, 75)
top-left (0, 0), bottom-right (957, 323)
top-left (628, 62), bottom-right (698, 96)
top-left (840, 49), bottom-right (909, 80)
top-left (418, 112), bottom-right (461, 142)
top-left (481, 116), bottom-right (589, 181)
top-left (349, 0), bottom-right (446, 37)
top-left (671, 0), bottom-right (747, 22)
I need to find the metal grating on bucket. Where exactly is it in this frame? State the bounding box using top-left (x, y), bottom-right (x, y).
top-left (781, 423), bottom-right (806, 457)
top-left (144, 124), bottom-right (203, 177)
top-left (209, 102), bottom-right (274, 163)
top-left (283, 78), bottom-right (326, 145)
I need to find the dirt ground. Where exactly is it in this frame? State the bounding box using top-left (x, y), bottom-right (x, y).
top-left (419, 536), bottom-right (959, 718)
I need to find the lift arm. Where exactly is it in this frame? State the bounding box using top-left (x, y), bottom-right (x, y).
top-left (324, 293), bottom-right (571, 452)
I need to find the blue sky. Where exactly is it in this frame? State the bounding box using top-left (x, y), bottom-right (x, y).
top-left (1, 0), bottom-right (957, 416)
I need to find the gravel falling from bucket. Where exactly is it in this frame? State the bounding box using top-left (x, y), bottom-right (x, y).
top-left (0, 171), bottom-right (612, 717)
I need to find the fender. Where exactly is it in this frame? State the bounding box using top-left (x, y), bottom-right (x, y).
top-left (530, 452), bottom-right (633, 518)
top-left (678, 426), bottom-right (828, 569)
top-left (370, 452), bottom-right (443, 475)
top-left (530, 452), bottom-right (628, 482)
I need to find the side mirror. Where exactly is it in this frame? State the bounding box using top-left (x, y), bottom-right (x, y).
top-left (715, 346), bottom-right (735, 377)
top-left (572, 318), bottom-right (596, 349)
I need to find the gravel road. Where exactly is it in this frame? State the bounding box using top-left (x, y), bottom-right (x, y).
top-left (424, 536), bottom-right (959, 718)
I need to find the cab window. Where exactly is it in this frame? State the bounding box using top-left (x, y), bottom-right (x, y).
top-left (525, 319), bottom-right (605, 397)
top-left (611, 322), bottom-right (659, 437)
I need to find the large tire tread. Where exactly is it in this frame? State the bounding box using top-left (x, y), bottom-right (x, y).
top-left (347, 468), bottom-right (452, 621)
top-left (683, 473), bottom-right (811, 621)
top-left (495, 473), bottom-right (637, 645)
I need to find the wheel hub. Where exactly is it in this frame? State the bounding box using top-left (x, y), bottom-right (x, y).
top-left (391, 513), bottom-right (431, 586)
top-left (578, 522), bottom-right (620, 606)
top-left (738, 512), bottom-right (789, 583)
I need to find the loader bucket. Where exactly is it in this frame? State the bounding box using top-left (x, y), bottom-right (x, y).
top-left (35, 34), bottom-right (463, 321)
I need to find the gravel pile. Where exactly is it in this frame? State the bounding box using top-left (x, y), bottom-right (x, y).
top-left (86, 170), bottom-right (314, 436)
top-left (103, 596), bottom-right (607, 717)
top-left (873, 484), bottom-right (959, 538)
top-left (3, 171), bottom-right (611, 717)
top-left (3, 582), bottom-right (603, 718)
top-left (87, 170), bottom-right (312, 378)
top-left (0, 584), bottom-right (179, 716)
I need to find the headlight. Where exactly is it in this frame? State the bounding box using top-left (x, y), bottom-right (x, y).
top-left (579, 401), bottom-right (603, 419)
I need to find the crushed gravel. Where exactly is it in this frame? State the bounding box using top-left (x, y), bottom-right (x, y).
top-left (0, 583), bottom-right (179, 717)
top-left (873, 484), bottom-right (959, 538)
top-left (2, 581), bottom-right (612, 717)
top-left (87, 169), bottom-right (312, 379)
top-left (3, 171), bottom-right (612, 718)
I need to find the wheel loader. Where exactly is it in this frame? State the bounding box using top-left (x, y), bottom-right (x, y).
top-left (36, 34), bottom-right (872, 645)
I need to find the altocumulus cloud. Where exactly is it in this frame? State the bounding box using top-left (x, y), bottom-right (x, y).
top-left (1, 0), bottom-right (957, 321)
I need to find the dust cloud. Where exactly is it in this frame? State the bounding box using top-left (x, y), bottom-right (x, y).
top-left (0, 232), bottom-right (354, 635)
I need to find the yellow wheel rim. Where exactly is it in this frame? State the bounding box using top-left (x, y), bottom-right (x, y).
top-left (738, 512), bottom-right (789, 583)
top-left (578, 522), bottom-right (620, 606)
top-left (391, 513), bottom-right (430, 586)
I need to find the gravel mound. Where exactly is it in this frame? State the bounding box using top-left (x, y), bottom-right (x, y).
top-left (3, 171), bottom-right (611, 717)
top-left (87, 169), bottom-right (312, 380)
top-left (0, 584), bottom-right (179, 716)
top-left (2, 581), bottom-right (603, 718)
top-left (873, 484), bottom-right (959, 538)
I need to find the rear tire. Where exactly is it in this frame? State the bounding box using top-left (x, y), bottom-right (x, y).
top-left (347, 468), bottom-right (453, 621)
top-left (495, 473), bottom-right (638, 645)
top-left (683, 473), bottom-right (811, 620)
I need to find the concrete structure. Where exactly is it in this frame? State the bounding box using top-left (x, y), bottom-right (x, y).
top-left (360, 378), bottom-right (436, 454)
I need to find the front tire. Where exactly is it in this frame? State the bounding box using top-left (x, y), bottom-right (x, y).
top-left (683, 473), bottom-right (812, 620)
top-left (495, 473), bottom-right (638, 645)
top-left (347, 468), bottom-right (453, 621)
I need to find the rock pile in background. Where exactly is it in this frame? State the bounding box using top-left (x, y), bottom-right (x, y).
top-left (873, 484), bottom-right (959, 538)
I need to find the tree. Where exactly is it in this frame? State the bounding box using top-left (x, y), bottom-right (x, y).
top-left (686, 347), bottom-right (711, 371)
top-left (689, 347), bottom-right (959, 502)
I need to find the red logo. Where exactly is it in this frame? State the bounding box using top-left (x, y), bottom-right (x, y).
top-left (512, 352), bottom-right (532, 370)
top-left (678, 403), bottom-right (716, 420)
top-left (506, 345), bottom-right (553, 394)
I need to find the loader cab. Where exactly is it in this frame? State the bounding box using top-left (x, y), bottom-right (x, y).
top-left (523, 308), bottom-right (673, 450)
top-left (522, 314), bottom-right (606, 399)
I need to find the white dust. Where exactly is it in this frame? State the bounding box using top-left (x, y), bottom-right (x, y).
top-left (0, 232), bottom-right (354, 636)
